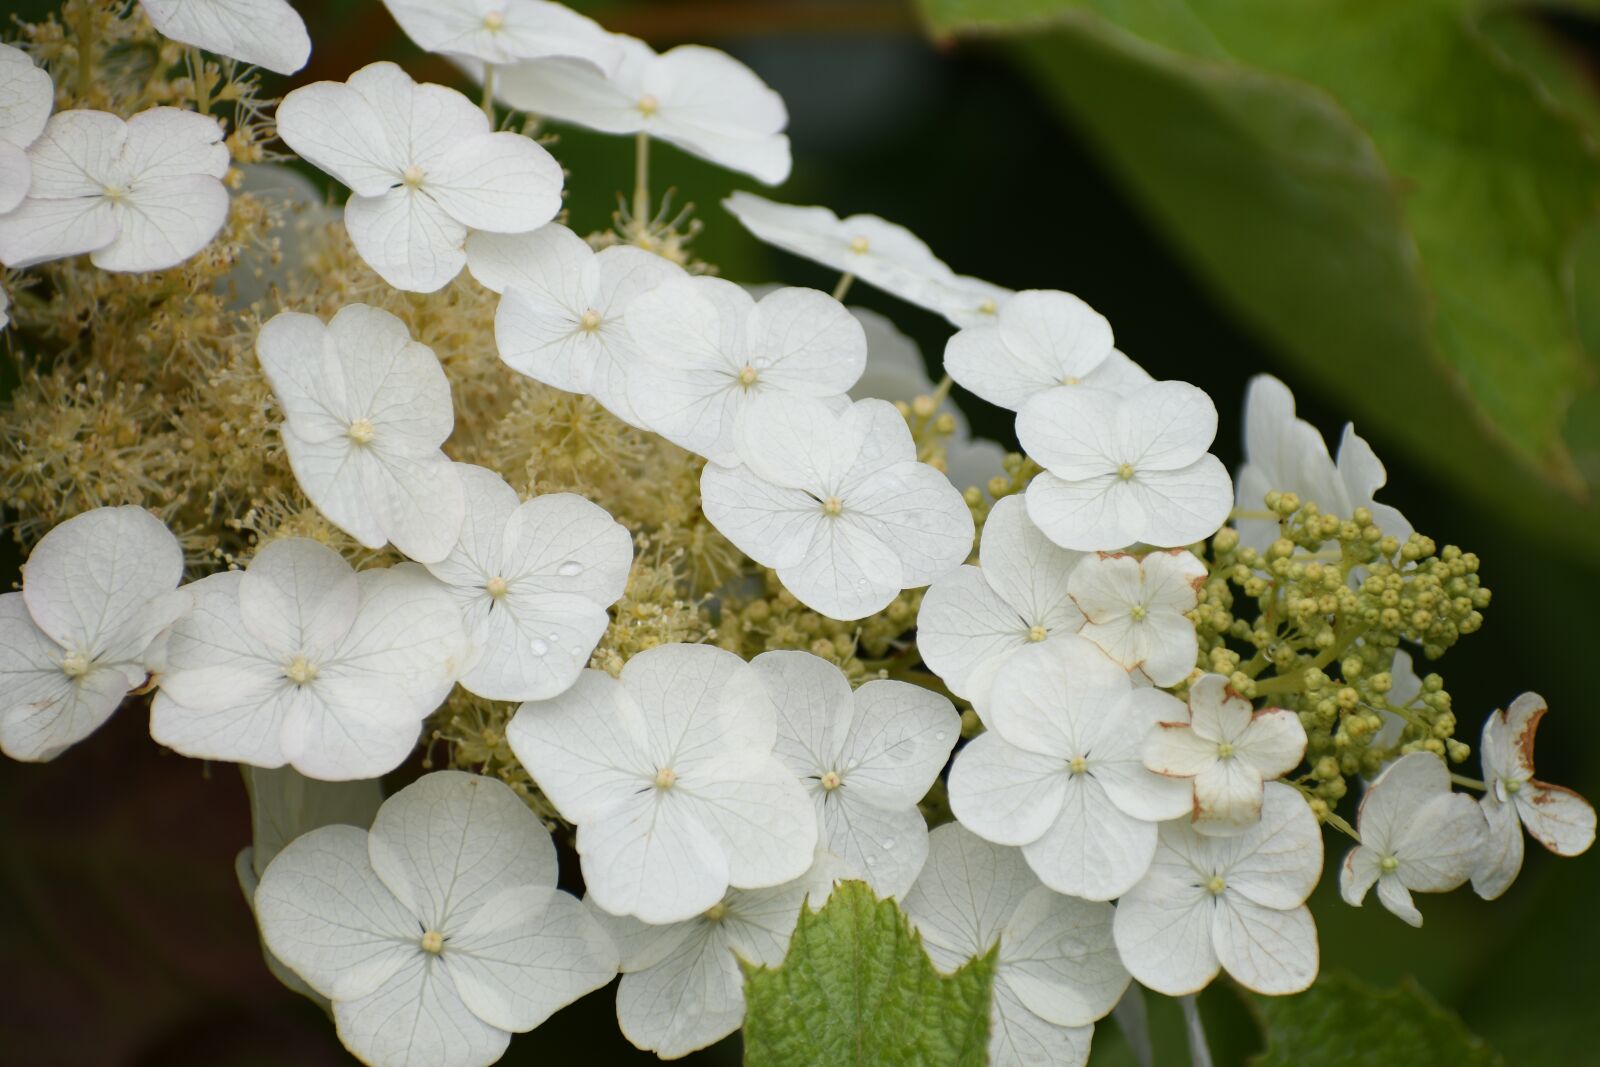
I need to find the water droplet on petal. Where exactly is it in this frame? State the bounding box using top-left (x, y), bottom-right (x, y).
top-left (864, 855), bottom-right (876, 866)
top-left (530, 638), bottom-right (549, 656)
top-left (557, 561), bottom-right (583, 577)
top-left (547, 632), bottom-right (560, 643)
top-left (934, 732), bottom-right (948, 742)
top-left (882, 839), bottom-right (895, 850)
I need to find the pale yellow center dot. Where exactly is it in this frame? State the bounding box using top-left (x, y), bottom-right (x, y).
top-left (1068, 756), bottom-right (1088, 775)
top-left (284, 655), bottom-right (318, 686)
top-left (822, 496), bottom-right (844, 518)
top-left (482, 9), bottom-right (505, 30)
top-left (978, 299), bottom-right (998, 316)
top-left (654, 766), bottom-right (677, 790)
top-left (1216, 741), bottom-right (1235, 759)
top-left (1129, 604), bottom-right (1148, 622)
top-left (1027, 624), bottom-right (1049, 643)
top-left (1204, 875), bottom-right (1227, 895)
top-left (1504, 779), bottom-right (1521, 795)
top-left (637, 94), bottom-right (659, 117)
top-left (578, 308), bottom-right (603, 333)
top-left (848, 235), bottom-right (870, 254)
top-left (704, 902), bottom-right (728, 922)
top-left (60, 651), bottom-right (91, 679)
top-left (737, 364), bottom-right (759, 388)
top-left (485, 575), bottom-right (509, 599)
top-left (401, 164), bottom-right (426, 188)
top-left (1060, 375), bottom-right (1081, 386)
top-left (347, 417), bottom-right (376, 445)
top-left (1379, 855), bottom-right (1399, 873)
top-left (102, 184), bottom-right (127, 202)
top-left (820, 771), bottom-right (842, 791)
top-left (420, 930), bottom-right (445, 954)
top-left (1117, 463), bottom-right (1135, 481)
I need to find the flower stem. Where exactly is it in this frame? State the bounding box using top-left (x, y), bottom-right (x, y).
top-left (633, 131), bottom-right (650, 228)
top-left (481, 64), bottom-right (496, 121)
top-left (1450, 773), bottom-right (1487, 791)
top-left (1179, 995), bottom-right (1213, 1067)
top-left (831, 271), bottom-right (854, 302)
top-left (74, 0), bottom-right (96, 98)
top-left (1229, 508), bottom-right (1277, 521)
top-left (930, 374), bottom-right (953, 407)
top-left (189, 47), bottom-right (212, 114)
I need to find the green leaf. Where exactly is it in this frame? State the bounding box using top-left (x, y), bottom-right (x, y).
top-left (1249, 970), bottom-right (1505, 1066)
top-left (917, 0), bottom-right (1600, 552)
top-left (740, 880), bottom-right (996, 1067)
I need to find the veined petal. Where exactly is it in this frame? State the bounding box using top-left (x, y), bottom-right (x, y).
top-left (614, 922), bottom-right (746, 1058)
top-left (506, 670), bottom-right (655, 823)
top-left (947, 731), bottom-right (1068, 847)
top-left (1212, 898), bottom-right (1317, 994)
top-left (579, 788), bottom-right (731, 924)
top-left (677, 751), bottom-right (818, 889)
top-left (1111, 861), bottom-right (1217, 996)
top-left (978, 494), bottom-right (1084, 630)
top-left (346, 186), bottom-right (469, 294)
top-left (1514, 780), bottom-right (1597, 858)
top-left (838, 679), bottom-right (959, 808)
top-left (238, 538), bottom-right (359, 657)
top-left (901, 824), bottom-right (1037, 962)
top-left (776, 514), bottom-right (903, 621)
top-left (1000, 886), bottom-right (1126, 1028)
top-left (275, 79), bottom-right (404, 197)
top-left (140, 0), bottom-right (310, 74)
top-left (819, 793), bottom-right (928, 898)
top-left (700, 463), bottom-right (828, 571)
top-left (425, 131), bottom-right (562, 234)
top-left (1470, 795), bottom-right (1524, 900)
top-left (916, 566), bottom-right (1032, 704)
top-left (334, 954), bottom-right (510, 1067)
top-left (1022, 778), bottom-right (1158, 900)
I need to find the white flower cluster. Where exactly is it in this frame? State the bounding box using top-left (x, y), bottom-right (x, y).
top-left (1, 3), bottom-right (1596, 1067)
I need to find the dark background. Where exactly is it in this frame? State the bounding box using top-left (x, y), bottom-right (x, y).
top-left (2, 1), bottom-right (1597, 1064)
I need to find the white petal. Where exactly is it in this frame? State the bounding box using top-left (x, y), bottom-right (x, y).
top-left (423, 463), bottom-right (518, 591)
top-left (982, 637), bottom-right (1125, 758)
top-left (1236, 708), bottom-right (1307, 780)
top-left (1354, 751), bottom-right (1451, 855)
top-left (755, 648), bottom-right (855, 779)
top-left (0, 660), bottom-right (131, 761)
top-left (1024, 472), bottom-right (1142, 553)
top-left (355, 449), bottom-right (467, 564)
top-left (944, 290), bottom-right (1113, 412)
top-left (1022, 777), bottom-right (1158, 900)
top-left (425, 131), bottom-right (562, 234)
top-left (1144, 725), bottom-right (1221, 780)
top-left (1470, 795), bottom-right (1524, 900)
top-left (620, 642), bottom-right (776, 761)
top-left (1393, 790), bottom-right (1484, 892)
top-left (1015, 386), bottom-right (1118, 480)
top-left (615, 923), bottom-right (746, 1058)
top-left (1339, 846), bottom-right (1380, 908)
top-left (90, 173), bottom-right (228, 272)
top-left (346, 186), bottom-right (469, 294)
top-left (624, 276), bottom-right (750, 462)
top-left (902, 823), bottom-right (1038, 961)
top-left (642, 44), bottom-right (791, 184)
top-left (1191, 758), bottom-right (1267, 833)
top-left (139, 0), bottom-right (310, 74)
top-left (818, 793), bottom-right (928, 898)
top-left (334, 955), bottom-right (510, 1067)
top-left (1000, 887), bottom-right (1125, 1027)
top-left (502, 491), bottom-right (632, 603)
top-left (1212, 898), bottom-right (1318, 994)
top-left (700, 462), bottom-right (827, 570)
top-left (1086, 689), bottom-right (1194, 823)
top-left (1514, 780), bottom-right (1597, 858)
top-left (838, 679), bottom-right (959, 808)
top-left (916, 566), bottom-right (1032, 704)
top-left (1111, 861), bottom-right (1217, 996)
top-left (242, 764), bottom-right (385, 874)
top-left (745, 286), bottom-right (866, 396)
top-left (1374, 874), bottom-right (1422, 927)
top-left (675, 751), bottom-right (818, 889)
top-left (0, 142), bottom-right (24, 217)
top-left (117, 106), bottom-right (229, 183)
top-left (776, 514), bottom-right (903, 621)
top-left (579, 788), bottom-right (731, 923)
top-left (1219, 782), bottom-right (1323, 908)
top-left (0, 44), bottom-right (52, 156)
top-left (947, 731), bottom-right (1068, 847)
top-left (275, 79), bottom-right (405, 196)
top-left (239, 538), bottom-right (360, 656)
top-left (507, 669), bottom-right (655, 823)
top-left (989, 982), bottom-right (1093, 1067)
top-left (490, 37), bottom-right (643, 132)
top-left (459, 592), bottom-right (608, 702)
top-left (848, 460), bottom-right (974, 588)
top-left (381, 0), bottom-right (620, 68)
top-left (979, 494), bottom-right (1085, 632)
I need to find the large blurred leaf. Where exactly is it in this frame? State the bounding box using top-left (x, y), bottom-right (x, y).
top-left (919, 0), bottom-right (1600, 551)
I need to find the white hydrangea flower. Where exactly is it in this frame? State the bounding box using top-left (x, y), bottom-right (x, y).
top-left (1068, 549), bottom-right (1206, 687)
top-left (0, 42), bottom-right (53, 215)
top-left (701, 394), bottom-right (974, 621)
top-left (138, 0), bottom-right (311, 75)
top-left (490, 37), bottom-right (790, 184)
top-left (948, 637), bottom-right (1191, 900)
top-left (381, 0), bottom-right (619, 69)
top-left (1144, 673), bottom-right (1307, 836)
top-left (0, 507), bottom-right (185, 762)
top-left (423, 464), bottom-right (632, 702)
top-left (1018, 380), bottom-right (1234, 551)
top-left (1471, 693), bottom-right (1597, 900)
top-left (150, 538), bottom-right (468, 781)
top-left (466, 224), bottom-right (684, 427)
top-left (256, 304), bottom-right (466, 564)
top-left (623, 278), bottom-right (866, 464)
top-left (943, 289), bottom-right (1150, 412)
top-left (753, 650), bottom-right (958, 897)
top-left (276, 62), bottom-right (563, 293)
top-left (255, 771), bottom-right (619, 1067)
top-left (917, 495), bottom-right (1084, 707)
top-left (507, 643), bottom-right (818, 923)
top-left (918, 271), bottom-right (1015, 330)
top-left (0, 107), bottom-right (229, 272)
top-left (586, 851), bottom-right (845, 1058)
top-left (1113, 782), bottom-right (1322, 995)
top-left (902, 825), bottom-right (1130, 1067)
top-left (1235, 374), bottom-right (1412, 552)
top-left (1339, 752), bottom-right (1483, 927)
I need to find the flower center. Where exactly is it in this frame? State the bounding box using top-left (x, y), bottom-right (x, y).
top-left (1027, 624), bottom-right (1048, 643)
top-left (1117, 463), bottom-right (1135, 481)
top-left (1379, 855), bottom-right (1400, 873)
top-left (821, 496), bottom-right (844, 518)
top-left (637, 94), bottom-right (659, 117)
top-left (737, 364), bottom-right (760, 388)
top-left (578, 308), bottom-right (603, 333)
top-left (848, 235), bottom-right (870, 254)
top-left (485, 575), bottom-right (509, 600)
top-left (1129, 604), bottom-right (1148, 621)
top-left (1216, 741), bottom-right (1235, 759)
top-left (1204, 874), bottom-right (1227, 895)
top-left (60, 651), bottom-right (91, 679)
top-left (420, 930), bottom-right (445, 954)
top-left (1060, 374), bottom-right (1081, 386)
top-left (482, 9), bottom-right (505, 31)
top-left (820, 770), bottom-right (842, 791)
top-left (401, 164), bottom-right (426, 188)
top-left (102, 184), bottom-right (127, 202)
top-left (654, 766), bottom-right (677, 790)
top-left (1503, 779), bottom-right (1521, 795)
top-left (1068, 755), bottom-right (1088, 775)
top-left (704, 901), bottom-right (727, 922)
top-left (978, 299), bottom-right (998, 315)
top-left (346, 417), bottom-right (376, 445)
top-left (284, 655), bottom-right (318, 686)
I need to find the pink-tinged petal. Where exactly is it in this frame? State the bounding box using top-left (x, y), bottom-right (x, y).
top-left (1515, 780), bottom-right (1597, 858)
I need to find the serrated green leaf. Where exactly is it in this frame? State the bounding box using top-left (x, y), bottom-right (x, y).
top-left (1249, 971), bottom-right (1505, 1067)
top-left (740, 880), bottom-right (995, 1067)
top-left (917, 0), bottom-right (1600, 553)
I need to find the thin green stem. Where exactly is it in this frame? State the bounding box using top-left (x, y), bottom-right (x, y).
top-left (1229, 508), bottom-right (1277, 521)
top-left (1451, 773), bottom-right (1487, 791)
top-left (1251, 623), bottom-right (1370, 697)
top-left (75, 0), bottom-right (96, 98)
top-left (481, 64), bottom-right (496, 121)
top-left (831, 271), bottom-right (854, 302)
top-left (188, 47), bottom-right (211, 115)
top-left (632, 131), bottom-right (650, 227)
top-left (930, 374), bottom-right (953, 407)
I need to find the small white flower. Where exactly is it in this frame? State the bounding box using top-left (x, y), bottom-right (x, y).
top-left (1069, 549), bottom-right (1206, 687)
top-left (507, 643), bottom-right (818, 923)
top-left (381, 0), bottom-right (619, 69)
top-left (466, 223), bottom-right (684, 427)
top-left (917, 271), bottom-right (1015, 330)
top-left (423, 463), bottom-right (632, 702)
top-left (256, 304), bottom-right (466, 563)
top-left (138, 0), bottom-right (311, 75)
top-left (1471, 693), bottom-right (1597, 900)
top-left (151, 538), bottom-right (468, 781)
top-left (1235, 374), bottom-right (1412, 551)
top-left (586, 851), bottom-right (845, 1058)
top-left (701, 394), bottom-right (974, 621)
top-left (276, 62), bottom-right (563, 293)
top-left (0, 43), bottom-right (53, 215)
top-left (491, 37), bottom-right (790, 184)
top-left (255, 771), bottom-right (619, 1067)
top-left (0, 107), bottom-right (229, 272)
top-left (917, 494), bottom-right (1084, 707)
top-left (1018, 380), bottom-right (1234, 551)
top-left (1113, 782), bottom-right (1322, 996)
top-left (754, 650), bottom-right (958, 897)
top-left (1339, 752), bottom-right (1484, 927)
top-left (1144, 673), bottom-right (1307, 835)
top-left (948, 637), bottom-right (1191, 900)
top-left (902, 824), bottom-right (1129, 1067)
top-left (623, 278), bottom-right (866, 464)
top-left (0, 507), bottom-right (185, 762)
top-left (944, 289), bottom-right (1150, 412)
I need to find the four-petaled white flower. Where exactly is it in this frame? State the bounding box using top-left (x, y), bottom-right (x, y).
top-left (138, 0), bottom-right (311, 75)
top-left (151, 538), bottom-right (468, 780)
top-left (0, 507), bottom-right (185, 762)
top-left (943, 289), bottom-right (1149, 412)
top-left (507, 643), bottom-right (818, 923)
top-left (1471, 693), bottom-right (1597, 900)
top-left (255, 771), bottom-right (619, 1067)
top-left (466, 223), bottom-right (684, 427)
top-left (1068, 549), bottom-right (1206, 687)
top-left (0, 43), bottom-right (53, 215)
top-left (1113, 782), bottom-right (1322, 995)
top-left (755, 650), bottom-right (958, 897)
top-left (257, 303), bottom-right (466, 563)
top-left (902, 825), bottom-right (1130, 1067)
top-left (917, 494), bottom-right (1084, 708)
top-left (623, 278), bottom-right (866, 464)
top-left (0, 107), bottom-right (229, 272)
top-left (1235, 374), bottom-right (1412, 552)
top-left (381, 0), bottom-right (620, 69)
top-left (1144, 673), bottom-right (1307, 835)
top-left (701, 394), bottom-right (974, 621)
top-left (423, 463), bottom-right (632, 701)
top-left (586, 851), bottom-right (845, 1059)
top-left (491, 37), bottom-right (790, 184)
top-left (1339, 752), bottom-right (1484, 927)
top-left (948, 637), bottom-right (1191, 900)
top-left (1018, 380), bottom-right (1233, 552)
top-left (276, 62), bottom-right (563, 292)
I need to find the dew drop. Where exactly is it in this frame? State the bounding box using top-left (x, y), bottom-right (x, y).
top-left (864, 855), bottom-right (876, 866)
top-left (557, 561), bottom-right (583, 577)
top-left (882, 838), bottom-right (895, 850)
top-left (530, 638), bottom-right (549, 656)
top-left (934, 731), bottom-right (948, 743)
top-left (547, 632), bottom-right (561, 643)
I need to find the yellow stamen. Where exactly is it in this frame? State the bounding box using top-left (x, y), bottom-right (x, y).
top-left (485, 576), bottom-right (508, 599)
top-left (284, 655), bottom-right (318, 686)
top-left (347, 417), bottom-right (376, 445)
top-left (420, 930), bottom-right (445, 954)
top-left (820, 771), bottom-right (842, 791)
top-left (654, 767), bottom-right (677, 790)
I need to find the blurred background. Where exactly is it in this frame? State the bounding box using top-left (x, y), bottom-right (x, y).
top-left (3, 0), bottom-right (1599, 1063)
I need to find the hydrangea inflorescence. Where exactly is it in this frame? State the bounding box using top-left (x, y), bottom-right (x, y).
top-left (0, 3), bottom-right (1593, 1065)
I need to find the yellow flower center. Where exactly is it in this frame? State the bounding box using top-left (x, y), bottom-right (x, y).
top-left (1379, 855), bottom-right (1400, 873)
top-left (1216, 741), bottom-right (1235, 759)
top-left (820, 771), bottom-right (842, 791)
top-left (1503, 779), bottom-right (1521, 795)
top-left (1068, 756), bottom-right (1088, 775)
top-left (347, 417), bottom-right (376, 445)
top-left (1060, 375), bottom-right (1081, 386)
top-left (485, 576), bottom-right (509, 599)
top-left (1129, 604), bottom-right (1148, 621)
top-left (738, 364), bottom-right (760, 388)
top-left (704, 901), bottom-right (727, 922)
top-left (848, 235), bottom-right (870, 254)
top-left (654, 766), bottom-right (677, 790)
top-left (60, 651), bottom-right (91, 679)
top-left (420, 930), bottom-right (445, 954)
top-left (578, 308), bottom-right (603, 333)
top-left (1205, 875), bottom-right (1227, 895)
top-left (284, 655), bottom-right (318, 686)
top-left (1027, 625), bottom-right (1049, 643)
top-left (637, 94), bottom-right (659, 117)
top-left (978, 299), bottom-right (998, 315)
top-left (821, 496), bottom-right (844, 518)
top-left (401, 165), bottom-right (425, 188)
top-left (1117, 463), bottom-right (1135, 481)
top-left (482, 10), bottom-right (505, 31)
